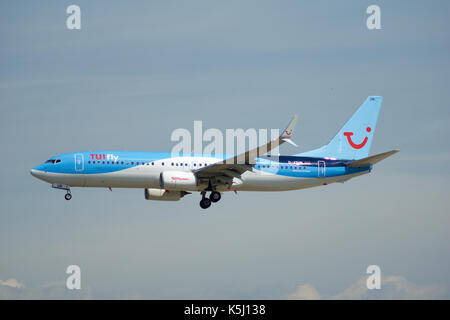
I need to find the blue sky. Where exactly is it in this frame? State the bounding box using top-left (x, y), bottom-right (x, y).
top-left (1, 1), bottom-right (449, 299)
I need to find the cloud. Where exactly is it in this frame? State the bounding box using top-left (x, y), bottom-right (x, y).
top-left (285, 284), bottom-right (321, 300)
top-left (0, 278), bottom-right (92, 300)
top-left (0, 279), bottom-right (25, 289)
top-left (333, 275), bottom-right (446, 300)
top-left (285, 275), bottom-right (446, 300)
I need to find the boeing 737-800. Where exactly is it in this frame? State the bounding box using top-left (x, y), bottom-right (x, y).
top-left (30, 96), bottom-right (398, 209)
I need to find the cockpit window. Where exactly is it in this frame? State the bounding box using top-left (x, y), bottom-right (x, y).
top-left (45, 159), bottom-right (61, 164)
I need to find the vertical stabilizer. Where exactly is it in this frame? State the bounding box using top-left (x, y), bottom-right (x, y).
top-left (297, 96), bottom-right (382, 160)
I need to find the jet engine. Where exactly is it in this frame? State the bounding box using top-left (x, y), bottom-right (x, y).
top-left (144, 188), bottom-right (189, 201)
top-left (159, 171), bottom-right (201, 191)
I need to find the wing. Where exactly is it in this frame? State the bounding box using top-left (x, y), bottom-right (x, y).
top-left (194, 115), bottom-right (298, 185)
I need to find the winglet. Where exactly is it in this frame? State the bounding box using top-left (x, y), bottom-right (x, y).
top-left (281, 115), bottom-right (298, 140)
top-left (218, 114), bottom-right (300, 165)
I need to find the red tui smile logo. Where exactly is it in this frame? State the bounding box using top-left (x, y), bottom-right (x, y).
top-left (343, 127), bottom-right (371, 149)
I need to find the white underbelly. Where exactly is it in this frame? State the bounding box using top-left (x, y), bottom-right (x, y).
top-left (235, 170), bottom-right (369, 191)
top-left (42, 169), bottom-right (161, 188)
top-left (235, 171), bottom-right (318, 191)
top-left (40, 168), bottom-right (369, 191)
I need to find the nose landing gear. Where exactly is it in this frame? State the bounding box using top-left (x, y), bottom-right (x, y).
top-left (52, 183), bottom-right (72, 201)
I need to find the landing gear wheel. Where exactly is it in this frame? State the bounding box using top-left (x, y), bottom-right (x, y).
top-left (65, 193), bottom-right (72, 201)
top-left (200, 198), bottom-right (211, 209)
top-left (209, 191), bottom-right (221, 203)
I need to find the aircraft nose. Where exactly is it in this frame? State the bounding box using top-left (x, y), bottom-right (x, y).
top-left (30, 168), bottom-right (44, 178)
top-left (30, 165), bottom-right (47, 180)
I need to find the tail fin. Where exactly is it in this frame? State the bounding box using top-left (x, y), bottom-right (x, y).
top-left (297, 96), bottom-right (382, 160)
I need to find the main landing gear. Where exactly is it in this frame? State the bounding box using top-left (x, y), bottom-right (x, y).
top-left (200, 196), bottom-right (211, 209)
top-left (210, 191), bottom-right (221, 203)
top-left (52, 183), bottom-right (72, 201)
top-left (199, 191), bottom-right (222, 209)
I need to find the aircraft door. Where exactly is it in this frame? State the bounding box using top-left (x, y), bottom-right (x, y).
top-left (75, 154), bottom-right (84, 172)
top-left (318, 160), bottom-right (326, 177)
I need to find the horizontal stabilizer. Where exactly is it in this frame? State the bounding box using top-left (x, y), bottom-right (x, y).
top-left (347, 150), bottom-right (399, 168)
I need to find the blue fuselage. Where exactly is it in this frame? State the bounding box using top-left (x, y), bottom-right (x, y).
top-left (31, 151), bottom-right (370, 192)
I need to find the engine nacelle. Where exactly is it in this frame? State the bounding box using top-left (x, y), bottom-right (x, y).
top-left (145, 188), bottom-right (186, 201)
top-left (159, 171), bottom-right (199, 191)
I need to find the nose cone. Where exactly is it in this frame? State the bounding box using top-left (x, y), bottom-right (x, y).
top-left (30, 168), bottom-right (37, 177)
top-left (30, 165), bottom-right (48, 181)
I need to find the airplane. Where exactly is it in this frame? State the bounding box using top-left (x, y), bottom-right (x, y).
top-left (30, 96), bottom-right (398, 209)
